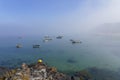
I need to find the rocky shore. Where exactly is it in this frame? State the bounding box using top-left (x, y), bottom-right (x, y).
top-left (0, 60), bottom-right (92, 80)
top-left (1, 59), bottom-right (120, 80)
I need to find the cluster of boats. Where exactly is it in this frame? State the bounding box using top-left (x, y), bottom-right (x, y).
top-left (16, 35), bottom-right (82, 48)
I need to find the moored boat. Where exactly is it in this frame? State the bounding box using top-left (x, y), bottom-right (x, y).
top-left (43, 36), bottom-right (52, 42)
top-left (70, 40), bottom-right (82, 44)
top-left (56, 36), bottom-right (63, 39)
top-left (33, 45), bottom-right (40, 48)
top-left (16, 44), bottom-right (22, 48)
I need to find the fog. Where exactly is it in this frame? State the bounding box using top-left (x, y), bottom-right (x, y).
top-left (0, 0), bottom-right (120, 36)
top-left (55, 0), bottom-right (120, 34)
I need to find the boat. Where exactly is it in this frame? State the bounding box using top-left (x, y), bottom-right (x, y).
top-left (16, 44), bottom-right (22, 48)
top-left (33, 45), bottom-right (40, 48)
top-left (43, 36), bottom-right (52, 42)
top-left (56, 36), bottom-right (63, 39)
top-left (70, 39), bottom-right (82, 44)
top-left (43, 38), bottom-right (52, 43)
top-left (43, 38), bottom-right (52, 41)
top-left (45, 38), bottom-right (52, 40)
top-left (72, 41), bottom-right (81, 43)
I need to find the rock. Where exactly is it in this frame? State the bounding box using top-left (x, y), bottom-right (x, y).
top-left (0, 61), bottom-right (71, 80)
top-left (0, 67), bottom-right (9, 76)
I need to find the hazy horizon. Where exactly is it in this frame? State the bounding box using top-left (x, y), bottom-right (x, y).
top-left (0, 0), bottom-right (120, 36)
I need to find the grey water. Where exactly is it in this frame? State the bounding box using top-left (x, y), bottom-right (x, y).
top-left (0, 34), bottom-right (120, 73)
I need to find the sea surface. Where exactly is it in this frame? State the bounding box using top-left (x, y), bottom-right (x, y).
top-left (0, 34), bottom-right (120, 73)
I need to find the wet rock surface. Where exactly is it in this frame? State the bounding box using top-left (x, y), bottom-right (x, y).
top-left (0, 62), bottom-right (80, 80)
top-left (1, 62), bottom-right (120, 80)
top-left (0, 67), bottom-right (8, 74)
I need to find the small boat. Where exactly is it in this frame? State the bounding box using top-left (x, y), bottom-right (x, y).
top-left (43, 38), bottom-right (52, 41)
top-left (72, 41), bottom-right (81, 43)
top-left (33, 45), bottom-right (40, 48)
top-left (56, 36), bottom-right (63, 39)
top-left (43, 38), bottom-right (52, 42)
top-left (16, 44), bottom-right (22, 48)
top-left (70, 39), bottom-right (82, 44)
top-left (43, 36), bottom-right (52, 42)
top-left (45, 38), bottom-right (52, 40)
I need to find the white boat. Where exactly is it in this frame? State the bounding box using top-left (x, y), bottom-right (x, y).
top-left (45, 38), bottom-right (52, 40)
top-left (43, 36), bottom-right (52, 42)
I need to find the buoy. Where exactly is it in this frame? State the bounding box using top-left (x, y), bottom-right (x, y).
top-left (38, 59), bottom-right (43, 63)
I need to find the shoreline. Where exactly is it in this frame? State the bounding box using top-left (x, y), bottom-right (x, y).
top-left (0, 60), bottom-right (92, 80)
top-left (0, 60), bottom-right (120, 80)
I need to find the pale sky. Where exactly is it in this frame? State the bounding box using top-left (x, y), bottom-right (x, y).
top-left (0, 0), bottom-right (120, 36)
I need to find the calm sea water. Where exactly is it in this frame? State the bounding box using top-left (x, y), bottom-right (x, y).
top-left (0, 35), bottom-right (120, 73)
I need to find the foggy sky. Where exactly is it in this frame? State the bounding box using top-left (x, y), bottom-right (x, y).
top-left (0, 0), bottom-right (120, 36)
